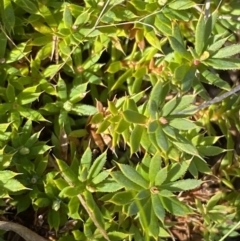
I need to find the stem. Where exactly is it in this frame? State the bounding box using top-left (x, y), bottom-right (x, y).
top-left (0, 221), bottom-right (47, 241)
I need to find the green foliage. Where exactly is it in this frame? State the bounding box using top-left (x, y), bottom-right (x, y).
top-left (0, 0), bottom-right (240, 240)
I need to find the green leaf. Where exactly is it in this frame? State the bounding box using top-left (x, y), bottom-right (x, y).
top-left (148, 100), bottom-right (158, 119)
top-left (107, 61), bottom-right (122, 73)
top-left (151, 194), bottom-right (165, 223)
top-left (168, 0), bottom-right (196, 10)
top-left (168, 36), bottom-right (191, 59)
top-left (30, 144), bottom-right (51, 155)
top-left (80, 147), bottom-right (92, 170)
top-left (43, 64), bottom-right (61, 78)
top-left (173, 141), bottom-right (200, 157)
top-left (148, 120), bottom-right (158, 133)
top-left (84, 190), bottom-right (105, 229)
top-left (15, 0), bottom-right (38, 13)
top-left (155, 13), bottom-right (172, 35)
top-left (6, 42), bottom-right (30, 63)
top-left (4, 179), bottom-right (29, 192)
top-left (144, 30), bottom-right (162, 51)
top-left (195, 14), bottom-right (206, 56)
top-left (69, 83), bottom-right (88, 103)
top-left (71, 104), bottom-right (97, 116)
top-left (208, 35), bottom-right (229, 52)
top-left (1, 0), bottom-right (15, 31)
top-left (63, 5), bottom-right (72, 28)
top-left (149, 153), bottom-right (162, 183)
top-left (55, 158), bottom-right (79, 184)
top-left (211, 44), bottom-right (240, 59)
top-left (97, 119), bottom-right (111, 133)
top-left (91, 170), bottom-right (109, 185)
top-left (59, 185), bottom-right (85, 198)
top-left (155, 126), bottom-right (169, 153)
top-left (111, 171), bottom-right (143, 191)
top-left (0, 171), bottom-right (19, 184)
top-left (87, 151), bottom-right (107, 180)
top-left (168, 118), bottom-right (197, 130)
top-left (197, 146), bottom-right (227, 156)
top-left (162, 179), bottom-right (202, 191)
top-left (95, 179), bottom-right (123, 192)
top-left (117, 163), bottom-right (149, 189)
top-left (108, 231), bottom-right (130, 240)
top-left (150, 81), bottom-right (169, 109)
top-left (68, 196), bottom-right (81, 219)
top-left (201, 69), bottom-right (231, 90)
top-left (48, 209), bottom-right (60, 231)
top-left (18, 106), bottom-right (47, 122)
top-left (109, 191), bottom-right (134, 205)
top-left (111, 69), bottom-right (133, 91)
top-left (57, 77), bottom-right (67, 100)
top-left (74, 10), bottom-right (91, 26)
top-left (6, 84), bottom-right (15, 102)
top-left (166, 161), bottom-right (190, 182)
top-left (0, 32), bottom-right (7, 58)
top-left (160, 196), bottom-right (192, 216)
top-left (130, 125), bottom-right (144, 154)
top-left (155, 167), bottom-right (168, 186)
top-left (123, 110), bottom-right (148, 124)
top-left (17, 86), bottom-right (41, 105)
top-left (204, 58), bottom-right (240, 70)
top-left (162, 95), bottom-right (195, 116)
top-left (115, 118), bottom-right (129, 133)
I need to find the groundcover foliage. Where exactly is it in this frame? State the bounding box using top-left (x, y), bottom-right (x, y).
top-left (0, 0), bottom-right (240, 240)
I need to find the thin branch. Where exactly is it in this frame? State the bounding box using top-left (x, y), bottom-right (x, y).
top-left (0, 221), bottom-right (47, 241)
top-left (176, 84), bottom-right (240, 115)
top-left (92, 0), bottom-right (111, 29)
top-left (49, 156), bottom-right (111, 241)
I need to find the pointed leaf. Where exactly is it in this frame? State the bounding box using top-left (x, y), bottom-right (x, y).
top-left (95, 179), bottom-right (123, 193)
top-left (155, 167), bottom-right (168, 186)
top-left (48, 209), bottom-right (60, 231)
top-left (169, 36), bottom-right (191, 59)
top-left (197, 146), bottom-right (227, 156)
top-left (109, 191), bottom-right (134, 205)
top-left (55, 158), bottom-right (79, 184)
top-left (212, 44), bottom-right (240, 59)
top-left (117, 163), bottom-right (149, 189)
top-left (4, 179), bottom-right (29, 192)
top-left (84, 190), bottom-right (105, 229)
top-left (204, 58), bottom-right (240, 70)
top-left (91, 170), bottom-right (109, 185)
top-left (162, 179), bottom-right (202, 191)
top-left (87, 151), bottom-right (107, 180)
top-left (130, 125), bottom-right (144, 154)
top-left (155, 126), bottom-right (169, 153)
top-left (123, 110), bottom-right (148, 124)
top-left (160, 196), bottom-right (192, 216)
top-left (151, 194), bottom-right (165, 223)
top-left (111, 171), bottom-right (143, 191)
top-left (166, 161), bottom-right (190, 182)
top-left (173, 141), bottom-right (200, 157)
top-left (71, 104), bottom-right (97, 115)
top-left (68, 196), bottom-right (81, 219)
top-left (169, 118), bottom-right (197, 130)
top-left (195, 14), bottom-right (206, 55)
top-left (149, 153), bottom-right (162, 183)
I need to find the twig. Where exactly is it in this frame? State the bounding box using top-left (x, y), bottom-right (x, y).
top-left (49, 156), bottom-right (111, 241)
top-left (0, 221), bottom-right (47, 241)
top-left (176, 85), bottom-right (240, 115)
